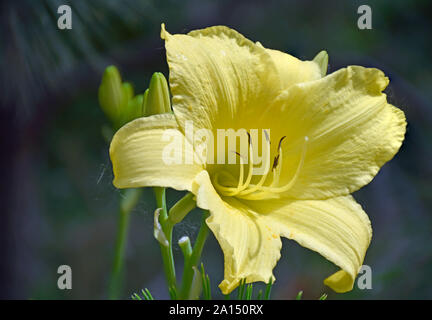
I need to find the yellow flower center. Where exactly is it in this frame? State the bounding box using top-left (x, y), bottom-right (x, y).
top-left (212, 133), bottom-right (309, 200)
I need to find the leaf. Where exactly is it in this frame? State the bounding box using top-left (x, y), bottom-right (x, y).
top-left (264, 278), bottom-right (273, 300)
top-left (319, 293), bottom-right (328, 300)
top-left (200, 263), bottom-right (212, 300)
top-left (131, 288), bottom-right (154, 300)
top-left (245, 284), bottom-right (253, 300)
top-left (237, 279), bottom-right (246, 300)
top-left (256, 289), bottom-right (263, 300)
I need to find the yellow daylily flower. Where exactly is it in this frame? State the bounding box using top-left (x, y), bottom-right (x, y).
top-left (109, 24), bottom-right (406, 294)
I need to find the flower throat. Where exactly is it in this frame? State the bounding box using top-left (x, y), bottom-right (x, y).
top-left (213, 131), bottom-right (309, 200)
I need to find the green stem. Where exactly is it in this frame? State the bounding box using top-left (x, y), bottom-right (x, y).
top-left (153, 187), bottom-right (177, 296)
top-left (109, 188), bottom-right (141, 299)
top-left (109, 207), bottom-right (129, 299)
top-left (180, 210), bottom-right (210, 299)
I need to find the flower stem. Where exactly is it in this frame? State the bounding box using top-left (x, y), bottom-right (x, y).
top-left (109, 188), bottom-right (141, 299)
top-left (153, 187), bottom-right (177, 296)
top-left (180, 210), bottom-right (210, 299)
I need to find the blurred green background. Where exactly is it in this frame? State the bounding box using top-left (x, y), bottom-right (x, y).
top-left (1, 0), bottom-right (431, 299)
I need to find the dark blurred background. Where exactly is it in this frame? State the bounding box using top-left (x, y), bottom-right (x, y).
top-left (0, 0), bottom-right (431, 299)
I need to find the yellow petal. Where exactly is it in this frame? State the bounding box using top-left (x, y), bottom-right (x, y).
top-left (192, 171), bottom-right (281, 294)
top-left (264, 47), bottom-right (324, 88)
top-left (110, 113), bottom-right (204, 191)
top-left (161, 24), bottom-right (281, 133)
top-left (271, 66), bottom-right (406, 199)
top-left (248, 195), bottom-right (372, 293)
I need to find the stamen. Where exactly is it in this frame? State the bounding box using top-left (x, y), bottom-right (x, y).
top-left (235, 152), bottom-right (244, 190)
top-left (272, 154), bottom-right (280, 170)
top-left (231, 151), bottom-right (245, 195)
top-left (218, 132), bottom-right (255, 196)
top-left (237, 135), bottom-right (272, 196)
top-left (264, 129), bottom-right (270, 145)
top-left (270, 135), bottom-right (286, 186)
top-left (256, 136), bottom-right (309, 194)
top-left (237, 134), bottom-right (254, 193)
top-left (270, 148), bottom-right (283, 187)
top-left (246, 131), bottom-right (251, 145)
top-left (213, 134), bottom-right (309, 201)
top-left (277, 136), bottom-right (286, 151)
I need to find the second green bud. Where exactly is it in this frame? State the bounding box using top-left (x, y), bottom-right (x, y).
top-left (143, 72), bottom-right (171, 116)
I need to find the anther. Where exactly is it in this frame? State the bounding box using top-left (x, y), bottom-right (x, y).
top-left (277, 136), bottom-right (286, 151)
top-left (264, 130), bottom-right (270, 144)
top-left (272, 154), bottom-right (280, 170)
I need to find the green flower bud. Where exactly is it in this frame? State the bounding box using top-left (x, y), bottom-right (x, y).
top-left (144, 72), bottom-right (171, 116)
top-left (168, 192), bottom-right (196, 225)
top-left (141, 88), bottom-right (149, 117)
top-left (120, 93), bottom-right (144, 127)
top-left (178, 236), bottom-right (192, 259)
top-left (98, 66), bottom-right (128, 124)
top-left (122, 82), bottom-right (134, 102)
top-left (313, 50), bottom-right (329, 77)
top-left (98, 66), bottom-right (146, 130)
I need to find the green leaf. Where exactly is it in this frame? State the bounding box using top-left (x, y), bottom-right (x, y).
top-left (245, 284), bottom-right (253, 300)
top-left (237, 279), bottom-right (246, 300)
top-left (264, 278), bottom-right (273, 300)
top-left (200, 263), bottom-right (212, 300)
top-left (169, 286), bottom-right (177, 300)
top-left (143, 288), bottom-right (154, 300)
top-left (131, 288), bottom-right (154, 300)
top-left (131, 293), bottom-right (142, 300)
top-left (319, 293), bottom-right (328, 300)
top-left (256, 289), bottom-right (263, 300)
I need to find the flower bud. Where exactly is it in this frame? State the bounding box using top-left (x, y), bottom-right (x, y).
top-left (98, 66), bottom-right (128, 125)
top-left (144, 72), bottom-right (171, 116)
top-left (178, 236), bottom-right (192, 259)
top-left (168, 192), bottom-right (196, 225)
top-left (120, 93), bottom-right (144, 126)
top-left (141, 88), bottom-right (149, 117)
top-left (99, 66), bottom-right (148, 129)
top-left (313, 51), bottom-right (329, 77)
top-left (122, 82), bottom-right (134, 103)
